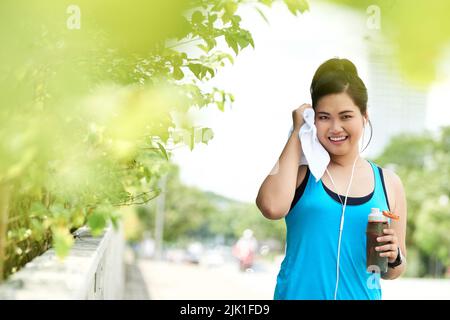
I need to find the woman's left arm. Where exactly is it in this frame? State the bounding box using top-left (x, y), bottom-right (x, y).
top-left (377, 170), bottom-right (408, 280)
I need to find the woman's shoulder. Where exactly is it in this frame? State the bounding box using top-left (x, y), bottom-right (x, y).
top-left (373, 162), bottom-right (403, 186)
top-left (381, 167), bottom-right (404, 191)
top-left (375, 163), bottom-right (405, 211)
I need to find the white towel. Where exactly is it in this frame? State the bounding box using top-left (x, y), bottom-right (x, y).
top-left (288, 108), bottom-right (330, 182)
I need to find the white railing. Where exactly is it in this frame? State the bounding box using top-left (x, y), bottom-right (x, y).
top-left (0, 224), bottom-right (124, 299)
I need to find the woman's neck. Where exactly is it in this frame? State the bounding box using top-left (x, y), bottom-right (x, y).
top-left (329, 152), bottom-right (363, 169)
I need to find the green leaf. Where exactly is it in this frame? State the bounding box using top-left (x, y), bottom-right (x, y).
top-left (110, 211), bottom-right (121, 230)
top-left (255, 7), bottom-right (270, 25)
top-left (248, 36), bottom-right (255, 49)
top-left (225, 1), bottom-right (238, 16)
top-left (225, 54), bottom-right (234, 64)
top-left (197, 44), bottom-right (210, 53)
top-left (259, 0), bottom-right (274, 7)
top-left (206, 67), bottom-right (215, 78)
top-left (188, 63), bottom-right (214, 80)
top-left (231, 15), bottom-right (242, 27)
top-left (189, 127), bottom-right (195, 151)
top-left (157, 142), bottom-right (169, 161)
top-left (191, 11), bottom-right (204, 24)
top-left (225, 35), bottom-right (239, 55)
top-left (30, 202), bottom-right (48, 218)
top-left (202, 128), bottom-right (214, 144)
top-left (205, 38), bottom-right (217, 51)
top-left (174, 17), bottom-right (193, 40)
top-left (173, 66), bottom-right (184, 80)
top-left (209, 14), bottom-right (218, 24)
top-left (188, 63), bottom-right (202, 79)
top-left (144, 167), bottom-right (152, 182)
top-left (52, 227), bottom-right (74, 259)
top-left (30, 219), bottom-right (45, 241)
top-left (70, 208), bottom-right (86, 228)
top-left (211, 1), bottom-right (225, 11)
top-left (222, 13), bottom-right (231, 24)
top-left (216, 100), bottom-right (225, 112)
top-left (88, 210), bottom-right (107, 236)
top-left (283, 0), bottom-right (309, 16)
top-left (236, 34), bottom-right (250, 50)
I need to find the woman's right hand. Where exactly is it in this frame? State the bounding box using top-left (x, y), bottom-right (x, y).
top-left (292, 103), bottom-right (312, 132)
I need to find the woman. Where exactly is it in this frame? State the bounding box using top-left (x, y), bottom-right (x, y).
top-left (255, 58), bottom-right (407, 300)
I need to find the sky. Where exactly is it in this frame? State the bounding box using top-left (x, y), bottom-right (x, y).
top-left (171, 1), bottom-right (450, 204)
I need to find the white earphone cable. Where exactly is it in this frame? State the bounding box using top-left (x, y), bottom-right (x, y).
top-left (326, 155), bottom-right (360, 300)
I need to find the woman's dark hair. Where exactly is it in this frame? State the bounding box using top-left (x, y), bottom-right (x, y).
top-left (310, 58), bottom-right (372, 152)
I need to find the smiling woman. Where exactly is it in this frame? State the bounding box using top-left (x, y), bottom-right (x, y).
top-left (311, 58), bottom-right (372, 156)
top-left (256, 58), bottom-right (408, 300)
top-left (315, 93), bottom-right (366, 152)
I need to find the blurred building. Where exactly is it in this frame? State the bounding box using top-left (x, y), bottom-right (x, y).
top-left (363, 33), bottom-right (428, 158)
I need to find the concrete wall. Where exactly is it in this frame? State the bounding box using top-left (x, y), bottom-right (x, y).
top-left (0, 224), bottom-right (125, 299)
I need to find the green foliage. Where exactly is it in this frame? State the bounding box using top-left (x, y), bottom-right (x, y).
top-left (131, 164), bottom-right (286, 247)
top-left (87, 207), bottom-right (109, 237)
top-left (51, 226), bottom-right (74, 260)
top-left (373, 126), bottom-right (450, 276)
top-left (283, 0), bottom-right (310, 15)
top-left (414, 200), bottom-right (450, 266)
top-left (0, 0), bottom-right (306, 280)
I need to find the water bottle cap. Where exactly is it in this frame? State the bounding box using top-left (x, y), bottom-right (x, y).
top-left (368, 207), bottom-right (388, 222)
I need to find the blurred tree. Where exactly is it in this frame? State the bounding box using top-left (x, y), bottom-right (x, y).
top-left (373, 126), bottom-right (450, 277)
top-left (0, 0), bottom-right (309, 279)
top-left (131, 164), bottom-right (286, 249)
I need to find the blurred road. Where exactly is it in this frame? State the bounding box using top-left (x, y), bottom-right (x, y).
top-left (126, 257), bottom-right (450, 300)
top-left (139, 260), bottom-right (277, 300)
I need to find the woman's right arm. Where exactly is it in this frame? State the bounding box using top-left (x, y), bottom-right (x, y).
top-left (255, 104), bottom-right (311, 220)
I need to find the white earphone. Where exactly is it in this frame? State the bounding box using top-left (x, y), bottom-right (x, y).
top-left (326, 155), bottom-right (360, 300)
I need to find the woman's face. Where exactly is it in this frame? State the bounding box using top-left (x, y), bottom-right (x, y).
top-left (314, 92), bottom-right (367, 156)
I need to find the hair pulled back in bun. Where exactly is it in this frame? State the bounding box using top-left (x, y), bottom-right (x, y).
top-left (310, 58), bottom-right (368, 116)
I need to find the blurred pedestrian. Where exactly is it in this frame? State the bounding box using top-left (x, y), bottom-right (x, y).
top-left (232, 229), bottom-right (258, 272)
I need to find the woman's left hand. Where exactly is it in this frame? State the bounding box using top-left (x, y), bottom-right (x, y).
top-left (375, 228), bottom-right (398, 263)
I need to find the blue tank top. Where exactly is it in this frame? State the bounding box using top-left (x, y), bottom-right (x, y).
top-left (274, 160), bottom-right (391, 300)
